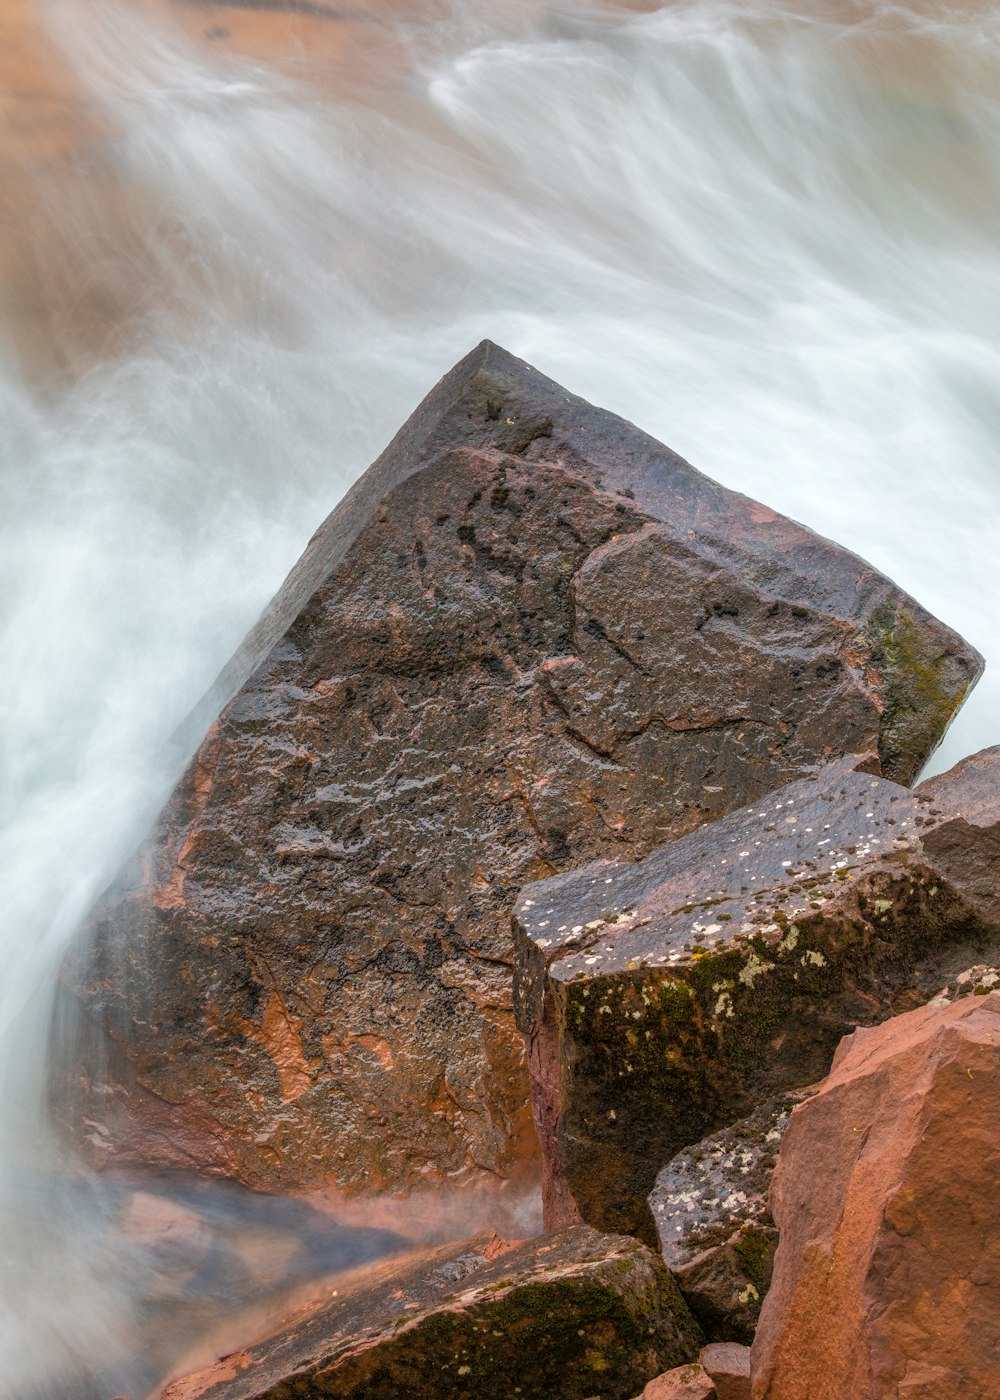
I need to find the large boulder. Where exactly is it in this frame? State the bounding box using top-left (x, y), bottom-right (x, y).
top-left (751, 994), bottom-right (1000, 1400)
top-left (61, 341), bottom-right (980, 1193)
top-left (160, 1225), bottom-right (700, 1400)
top-left (514, 748), bottom-right (1000, 1238)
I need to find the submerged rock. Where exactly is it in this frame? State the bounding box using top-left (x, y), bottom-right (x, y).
top-left (62, 341), bottom-right (979, 1193)
top-left (160, 1225), bottom-right (700, 1400)
top-left (514, 747), bottom-right (1000, 1237)
top-left (650, 1092), bottom-right (812, 1342)
top-left (751, 995), bottom-right (1000, 1400)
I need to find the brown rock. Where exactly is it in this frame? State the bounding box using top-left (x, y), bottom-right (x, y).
top-left (61, 341), bottom-right (980, 1193)
top-left (637, 1362), bottom-right (718, 1398)
top-left (751, 994), bottom-right (1000, 1400)
top-left (650, 1093), bottom-right (813, 1342)
top-left (700, 1343), bottom-right (751, 1400)
top-left (514, 748), bottom-right (1000, 1237)
top-left (160, 1225), bottom-right (700, 1400)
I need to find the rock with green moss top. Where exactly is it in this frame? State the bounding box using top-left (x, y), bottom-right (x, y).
top-left (160, 1226), bottom-right (700, 1400)
top-left (513, 748), bottom-right (1000, 1240)
top-left (650, 1092), bottom-right (812, 1343)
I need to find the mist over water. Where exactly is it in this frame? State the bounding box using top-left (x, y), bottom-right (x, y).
top-left (1, 0), bottom-right (998, 1392)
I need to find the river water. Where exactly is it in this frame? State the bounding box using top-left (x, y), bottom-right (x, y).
top-left (1, 1), bottom-right (998, 1393)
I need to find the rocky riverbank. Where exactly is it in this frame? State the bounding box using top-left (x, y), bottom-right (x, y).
top-left (61, 345), bottom-right (997, 1399)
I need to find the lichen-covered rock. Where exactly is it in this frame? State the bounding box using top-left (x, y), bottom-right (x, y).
top-left (751, 995), bottom-right (1000, 1400)
top-left (160, 1226), bottom-right (700, 1400)
top-left (926, 962), bottom-right (1000, 1006)
top-left (514, 748), bottom-right (1000, 1238)
top-left (62, 341), bottom-right (980, 1193)
top-left (650, 1092), bottom-right (812, 1342)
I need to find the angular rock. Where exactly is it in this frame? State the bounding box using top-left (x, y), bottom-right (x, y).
top-left (160, 1225), bottom-right (700, 1400)
top-left (751, 995), bottom-right (1000, 1400)
top-left (700, 1344), bottom-right (751, 1400)
top-left (62, 341), bottom-right (980, 1193)
top-left (635, 1362), bottom-right (717, 1398)
top-left (514, 747), bottom-right (1000, 1237)
top-left (650, 1092), bottom-right (812, 1342)
top-left (926, 961), bottom-right (1000, 1006)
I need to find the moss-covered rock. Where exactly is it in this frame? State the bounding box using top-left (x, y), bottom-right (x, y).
top-left (514, 749), bottom-right (1000, 1239)
top-left (161, 1226), bottom-right (701, 1400)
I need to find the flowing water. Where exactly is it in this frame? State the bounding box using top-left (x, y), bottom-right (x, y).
top-left (1, 0), bottom-right (998, 1392)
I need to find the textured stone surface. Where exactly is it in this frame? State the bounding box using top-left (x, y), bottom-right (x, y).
top-left (635, 1362), bottom-right (717, 1398)
top-left (751, 995), bottom-right (1000, 1400)
top-left (700, 1343), bottom-right (751, 1400)
top-left (514, 747), bottom-right (1000, 1237)
top-left (160, 1225), bottom-right (700, 1400)
top-left (651, 1092), bottom-right (812, 1342)
top-left (62, 341), bottom-right (980, 1193)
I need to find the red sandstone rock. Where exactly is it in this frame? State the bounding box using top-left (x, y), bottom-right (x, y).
top-left (636, 1362), bottom-right (717, 1397)
top-left (514, 747), bottom-right (1000, 1238)
top-left (60, 341), bottom-right (980, 1194)
top-left (700, 1343), bottom-right (751, 1400)
top-left (160, 1225), bottom-right (700, 1400)
top-left (751, 994), bottom-right (1000, 1399)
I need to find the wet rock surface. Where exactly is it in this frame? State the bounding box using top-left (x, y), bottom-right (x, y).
top-left (635, 1362), bottom-right (718, 1398)
top-left (700, 1343), bottom-right (751, 1400)
top-left (60, 342), bottom-right (980, 1194)
top-left (160, 1225), bottom-right (700, 1400)
top-left (514, 748), bottom-right (1000, 1237)
top-left (751, 994), bottom-right (1000, 1400)
top-left (650, 1092), bottom-right (812, 1342)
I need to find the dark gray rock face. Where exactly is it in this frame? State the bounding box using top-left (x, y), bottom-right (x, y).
top-left (61, 342), bottom-right (980, 1195)
top-left (651, 1093), bottom-right (812, 1343)
top-left (514, 749), bottom-right (1000, 1239)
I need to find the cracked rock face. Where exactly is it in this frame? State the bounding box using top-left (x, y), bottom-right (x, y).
top-left (160, 1226), bottom-right (700, 1400)
top-left (60, 341), bottom-right (980, 1193)
top-left (751, 994), bottom-right (1000, 1400)
top-left (650, 1092), bottom-right (812, 1343)
top-left (514, 748), bottom-right (1000, 1239)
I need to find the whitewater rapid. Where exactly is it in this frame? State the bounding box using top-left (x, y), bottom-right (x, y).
top-left (1, 0), bottom-right (998, 1392)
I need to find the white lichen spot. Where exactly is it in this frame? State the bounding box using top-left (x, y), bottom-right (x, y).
top-left (715, 990), bottom-right (735, 1019)
top-left (739, 952), bottom-right (773, 987)
top-left (779, 924), bottom-right (799, 953)
top-left (802, 950), bottom-right (827, 968)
